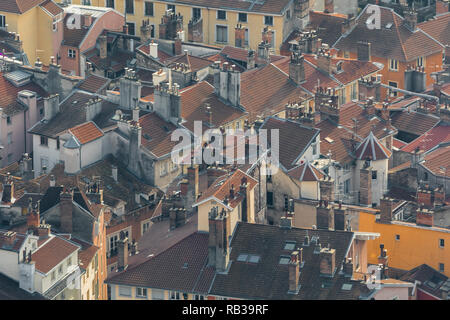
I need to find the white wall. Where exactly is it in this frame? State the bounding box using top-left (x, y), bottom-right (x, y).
top-left (32, 134), bottom-right (61, 177)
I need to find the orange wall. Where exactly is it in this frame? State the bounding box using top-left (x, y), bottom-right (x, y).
top-left (359, 211), bottom-right (450, 277)
top-left (342, 51), bottom-right (443, 100)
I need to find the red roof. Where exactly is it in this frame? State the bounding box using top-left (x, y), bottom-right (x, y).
top-left (0, 0), bottom-right (45, 14)
top-left (402, 125), bottom-right (450, 153)
top-left (288, 161), bottom-right (325, 181)
top-left (421, 145), bottom-right (450, 176)
top-left (393, 138), bottom-right (407, 150)
top-left (32, 236), bottom-right (79, 274)
top-left (69, 121), bottom-right (104, 145)
top-left (355, 131), bottom-right (391, 160)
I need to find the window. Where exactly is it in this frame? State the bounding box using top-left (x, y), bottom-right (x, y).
top-left (417, 56), bottom-right (424, 67)
top-left (127, 22), bottom-right (135, 35)
top-left (372, 171), bottom-right (377, 180)
top-left (68, 49), bottom-right (76, 59)
top-left (194, 294), bottom-right (205, 300)
top-left (58, 265), bottom-right (63, 274)
top-left (52, 18), bottom-right (57, 32)
top-left (279, 256), bottom-right (290, 265)
top-left (351, 82), bottom-right (357, 100)
top-left (167, 4), bottom-right (175, 13)
top-left (7, 132), bottom-right (12, 145)
top-left (160, 162), bottom-right (168, 177)
top-left (106, 0), bottom-right (115, 8)
top-left (217, 10), bottom-right (226, 20)
top-left (439, 239), bottom-right (445, 248)
top-left (56, 137), bottom-right (60, 150)
top-left (286, 10), bottom-right (291, 19)
top-left (118, 286), bottom-right (131, 297)
top-left (395, 234), bottom-right (400, 241)
top-left (423, 172), bottom-right (428, 181)
top-left (67, 257), bottom-right (72, 267)
top-left (344, 179), bottom-right (350, 194)
top-left (40, 136), bottom-right (48, 146)
top-left (312, 143), bottom-right (317, 155)
top-left (238, 13), bottom-right (247, 23)
top-left (264, 16), bottom-right (273, 26)
top-left (388, 81), bottom-right (398, 97)
top-left (284, 195), bottom-right (289, 211)
top-left (142, 221), bottom-right (150, 234)
top-left (125, 0), bottom-right (134, 14)
top-left (152, 288), bottom-right (164, 300)
top-left (216, 25), bottom-right (228, 43)
top-left (284, 241), bottom-right (296, 251)
top-left (51, 271), bottom-right (56, 281)
top-left (389, 59), bottom-right (398, 71)
top-left (82, 0), bottom-right (91, 5)
top-left (267, 191), bottom-right (274, 207)
top-left (192, 8), bottom-right (201, 21)
top-left (439, 263), bottom-right (445, 273)
top-left (0, 15), bottom-right (6, 28)
top-left (266, 170), bottom-right (272, 183)
top-left (136, 287), bottom-right (147, 298)
top-left (244, 28), bottom-right (249, 47)
top-left (169, 291), bottom-right (180, 300)
top-left (144, 1), bottom-right (154, 16)
top-left (40, 158), bottom-right (48, 173)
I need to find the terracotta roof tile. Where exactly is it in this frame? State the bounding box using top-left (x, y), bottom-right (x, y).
top-left (288, 161), bottom-right (325, 181)
top-left (69, 121), bottom-right (104, 145)
top-left (139, 112), bottom-right (179, 158)
top-left (355, 131), bottom-right (391, 160)
top-left (166, 53), bottom-right (212, 72)
top-left (334, 5), bottom-right (443, 62)
top-left (390, 110), bottom-right (440, 136)
top-left (402, 124), bottom-right (450, 153)
top-left (260, 117), bottom-right (320, 170)
top-left (418, 12), bottom-right (450, 46)
top-left (31, 236), bottom-right (80, 274)
top-left (40, 0), bottom-right (62, 15)
top-left (0, 0), bottom-right (45, 14)
top-left (77, 74), bottom-right (110, 93)
top-left (421, 145), bottom-right (450, 176)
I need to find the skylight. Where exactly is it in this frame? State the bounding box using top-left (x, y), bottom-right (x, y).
top-left (237, 254), bottom-right (260, 263)
top-left (237, 254), bottom-right (248, 262)
top-left (284, 241), bottom-right (296, 251)
top-left (342, 283), bottom-right (353, 291)
top-left (279, 256), bottom-right (290, 265)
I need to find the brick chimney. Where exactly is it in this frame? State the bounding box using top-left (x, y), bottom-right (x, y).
top-left (359, 168), bottom-right (372, 206)
top-left (59, 188), bottom-right (74, 233)
top-left (207, 207), bottom-right (230, 272)
top-left (235, 24), bottom-right (245, 48)
top-left (117, 231), bottom-right (129, 271)
top-left (365, 97), bottom-right (376, 116)
top-left (356, 41), bottom-right (371, 62)
top-left (289, 51), bottom-right (305, 86)
top-left (36, 224), bottom-right (51, 239)
top-left (288, 250), bottom-right (301, 293)
top-left (359, 76), bottom-right (381, 102)
top-left (0, 231), bottom-right (17, 246)
top-left (416, 207), bottom-right (434, 227)
top-left (27, 202), bottom-right (40, 230)
top-left (417, 188), bottom-right (433, 208)
top-left (188, 165), bottom-right (199, 200)
top-left (317, 47), bottom-right (332, 75)
top-left (379, 197), bottom-right (394, 224)
top-left (320, 246), bottom-right (336, 276)
top-left (140, 20), bottom-right (152, 44)
top-left (343, 257), bottom-right (353, 277)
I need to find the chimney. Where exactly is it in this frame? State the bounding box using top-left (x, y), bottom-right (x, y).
top-left (378, 244), bottom-right (388, 278)
top-left (173, 37), bottom-right (182, 56)
top-left (27, 203), bottom-right (40, 230)
top-left (112, 165), bottom-right (118, 182)
top-left (288, 250), bottom-right (301, 293)
top-left (0, 231), bottom-right (17, 247)
top-left (169, 207), bottom-right (177, 230)
top-left (416, 207), bottom-right (434, 227)
top-left (316, 200), bottom-right (334, 230)
top-left (257, 41), bottom-right (270, 64)
top-left (140, 20), bottom-right (152, 44)
top-left (356, 41), bottom-right (371, 62)
top-left (119, 69), bottom-right (142, 109)
top-left (289, 51), bottom-right (305, 86)
top-left (85, 98), bottom-right (103, 122)
top-left (320, 246), bottom-right (336, 276)
top-left (417, 188), bottom-right (433, 208)
top-left (59, 188), bottom-right (74, 233)
top-left (324, 0), bottom-right (334, 13)
top-left (207, 207), bottom-right (230, 272)
top-left (1, 176), bottom-right (14, 204)
top-left (246, 50), bottom-right (256, 70)
top-left (132, 107), bottom-right (140, 122)
top-left (130, 240), bottom-right (139, 256)
top-left (187, 165), bottom-right (199, 200)
top-left (261, 26), bottom-right (273, 46)
top-left (280, 216), bottom-right (293, 229)
top-left (239, 177), bottom-right (251, 223)
top-left (434, 187), bottom-right (445, 205)
top-left (44, 94), bottom-right (60, 121)
top-left (49, 175), bottom-right (56, 187)
top-left (122, 24), bottom-right (129, 35)
top-left (319, 176), bottom-right (335, 202)
top-left (117, 231), bottom-right (129, 271)
top-left (84, 14), bottom-right (92, 28)
top-left (379, 197), bottom-right (394, 224)
top-left (98, 35), bottom-right (107, 59)
top-left (359, 168), bottom-right (372, 206)
top-left (149, 41), bottom-right (158, 59)
top-left (22, 153), bottom-right (32, 176)
top-left (36, 224), bottom-right (51, 239)
top-left (235, 24), bottom-right (245, 48)
top-left (404, 9), bottom-right (418, 32)
top-left (334, 201), bottom-right (347, 230)
top-left (343, 257), bottom-right (353, 277)
top-left (317, 48), bottom-right (332, 74)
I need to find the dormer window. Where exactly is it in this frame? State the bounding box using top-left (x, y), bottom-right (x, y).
top-left (336, 61), bottom-right (343, 73)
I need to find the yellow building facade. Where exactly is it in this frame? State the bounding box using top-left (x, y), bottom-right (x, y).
top-left (359, 211), bottom-right (450, 277)
top-left (0, 1), bottom-right (63, 66)
top-left (70, 0), bottom-right (297, 54)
